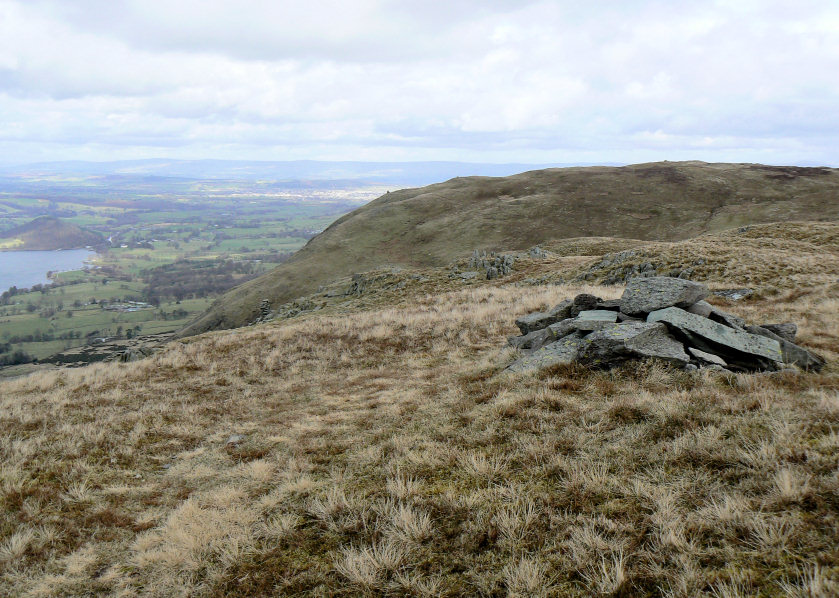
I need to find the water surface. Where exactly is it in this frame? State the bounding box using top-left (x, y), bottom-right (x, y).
top-left (0, 249), bottom-right (94, 292)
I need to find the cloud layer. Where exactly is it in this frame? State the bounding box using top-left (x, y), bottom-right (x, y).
top-left (1, 0), bottom-right (837, 164)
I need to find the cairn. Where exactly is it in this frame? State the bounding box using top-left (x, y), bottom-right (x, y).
top-left (507, 277), bottom-right (824, 373)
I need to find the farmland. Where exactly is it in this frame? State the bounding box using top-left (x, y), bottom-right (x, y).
top-left (0, 172), bottom-right (384, 366)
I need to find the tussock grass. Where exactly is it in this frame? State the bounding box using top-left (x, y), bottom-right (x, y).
top-left (1, 279), bottom-right (838, 596)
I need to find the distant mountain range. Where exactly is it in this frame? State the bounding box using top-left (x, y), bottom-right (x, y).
top-left (0, 159), bottom-right (610, 186)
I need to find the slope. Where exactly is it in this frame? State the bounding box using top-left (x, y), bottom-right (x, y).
top-left (1, 220), bottom-right (837, 596)
top-left (181, 161), bottom-right (839, 336)
top-left (0, 216), bottom-right (103, 250)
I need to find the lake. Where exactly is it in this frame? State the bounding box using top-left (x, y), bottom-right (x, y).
top-left (0, 249), bottom-right (94, 292)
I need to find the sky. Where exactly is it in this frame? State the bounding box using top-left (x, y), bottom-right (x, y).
top-left (0, 0), bottom-right (838, 166)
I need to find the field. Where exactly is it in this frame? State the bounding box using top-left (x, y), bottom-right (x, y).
top-left (0, 174), bottom-right (384, 364)
top-left (0, 221), bottom-right (836, 596)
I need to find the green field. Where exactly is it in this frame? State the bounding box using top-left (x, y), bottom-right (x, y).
top-left (0, 174), bottom-right (383, 364)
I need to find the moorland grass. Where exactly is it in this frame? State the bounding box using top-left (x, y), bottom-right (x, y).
top-left (1, 276), bottom-right (837, 596)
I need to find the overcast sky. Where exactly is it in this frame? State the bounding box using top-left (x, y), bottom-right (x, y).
top-left (1, 0), bottom-right (838, 165)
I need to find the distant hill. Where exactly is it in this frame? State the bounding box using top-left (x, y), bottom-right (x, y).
top-left (0, 159), bottom-right (569, 187)
top-left (181, 161), bottom-right (839, 336)
top-left (0, 217), bottom-right (103, 251)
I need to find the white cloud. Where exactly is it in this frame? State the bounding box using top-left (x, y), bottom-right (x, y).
top-left (0, 0), bottom-right (837, 164)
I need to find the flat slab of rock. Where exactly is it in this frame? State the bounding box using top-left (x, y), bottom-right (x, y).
top-left (515, 311), bottom-right (561, 335)
top-left (577, 310), bottom-right (619, 322)
top-left (688, 347), bottom-right (727, 367)
top-left (508, 328), bottom-right (553, 352)
top-left (745, 325), bottom-right (824, 371)
top-left (549, 313), bottom-right (620, 338)
top-left (620, 277), bottom-right (709, 316)
top-left (648, 307), bottom-right (783, 370)
top-left (578, 322), bottom-right (690, 367)
top-left (507, 335), bottom-right (586, 373)
top-left (514, 299), bottom-right (575, 334)
top-left (687, 300), bottom-right (745, 330)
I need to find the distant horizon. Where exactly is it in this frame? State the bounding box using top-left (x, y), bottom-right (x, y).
top-left (3, 157), bottom-right (839, 168)
top-left (1, 2), bottom-right (838, 166)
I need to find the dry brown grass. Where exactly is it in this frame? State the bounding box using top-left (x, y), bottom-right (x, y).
top-left (1, 278), bottom-right (838, 596)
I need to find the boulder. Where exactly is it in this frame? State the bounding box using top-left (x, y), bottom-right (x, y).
top-left (760, 323), bottom-right (797, 343)
top-left (578, 322), bottom-right (690, 367)
top-left (507, 334), bottom-right (587, 373)
top-left (648, 307), bottom-right (783, 370)
top-left (688, 347), bottom-right (727, 367)
top-left (620, 277), bottom-right (709, 317)
top-left (745, 325), bottom-right (825, 372)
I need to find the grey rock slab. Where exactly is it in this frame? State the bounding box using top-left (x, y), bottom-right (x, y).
top-left (745, 325), bottom-right (825, 372)
top-left (620, 277), bottom-right (709, 316)
top-left (760, 323), bottom-right (797, 343)
top-left (508, 328), bottom-right (554, 352)
top-left (687, 300), bottom-right (746, 330)
top-left (515, 311), bottom-right (562, 335)
top-left (507, 335), bottom-right (586, 373)
top-left (648, 307), bottom-right (783, 370)
top-left (578, 322), bottom-right (690, 367)
top-left (708, 309), bottom-right (746, 330)
top-left (576, 310), bottom-right (619, 322)
top-left (688, 346), bottom-right (727, 367)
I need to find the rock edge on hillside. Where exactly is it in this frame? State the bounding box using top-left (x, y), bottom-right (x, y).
top-left (507, 276), bottom-right (824, 373)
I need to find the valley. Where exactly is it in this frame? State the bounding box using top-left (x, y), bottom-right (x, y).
top-left (0, 171), bottom-right (384, 368)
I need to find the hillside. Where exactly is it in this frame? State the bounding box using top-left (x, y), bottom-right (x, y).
top-left (1, 220), bottom-right (837, 596)
top-left (0, 216), bottom-right (103, 250)
top-left (181, 161), bottom-right (839, 336)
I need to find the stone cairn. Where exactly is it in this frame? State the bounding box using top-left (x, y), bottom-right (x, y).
top-left (507, 276), bottom-right (824, 373)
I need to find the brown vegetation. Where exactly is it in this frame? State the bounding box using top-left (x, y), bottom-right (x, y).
top-left (1, 270), bottom-right (838, 594)
top-left (181, 161), bottom-right (839, 335)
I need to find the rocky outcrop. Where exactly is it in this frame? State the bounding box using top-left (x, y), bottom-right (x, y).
top-left (506, 277), bottom-right (824, 373)
top-left (469, 251), bottom-right (515, 280)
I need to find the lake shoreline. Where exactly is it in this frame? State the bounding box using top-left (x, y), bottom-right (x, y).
top-left (0, 249), bottom-right (97, 293)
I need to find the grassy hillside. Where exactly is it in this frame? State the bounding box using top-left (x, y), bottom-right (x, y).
top-left (181, 161), bottom-right (839, 336)
top-left (0, 216), bottom-right (103, 250)
top-left (1, 221), bottom-right (838, 596)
